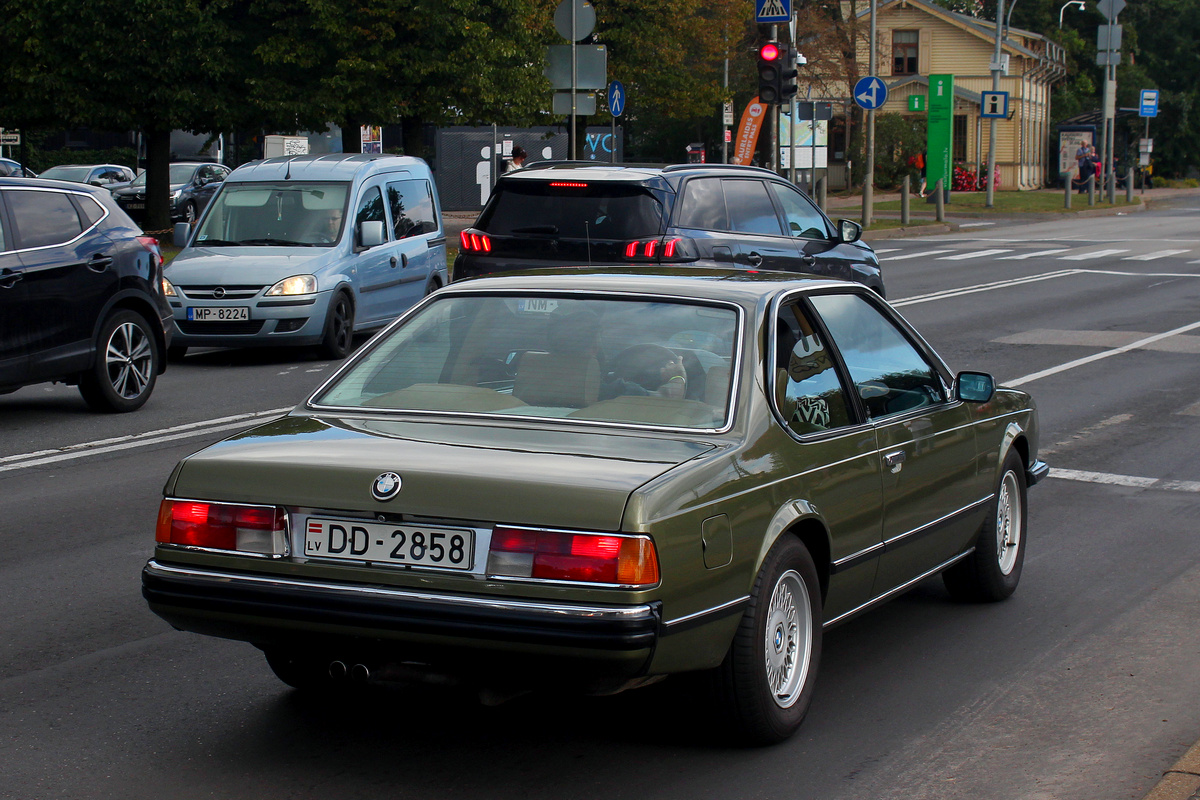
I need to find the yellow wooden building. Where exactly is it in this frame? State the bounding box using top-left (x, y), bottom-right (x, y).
top-left (824, 0), bottom-right (1067, 190)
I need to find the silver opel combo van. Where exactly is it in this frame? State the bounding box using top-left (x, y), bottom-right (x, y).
top-left (165, 153), bottom-right (447, 359)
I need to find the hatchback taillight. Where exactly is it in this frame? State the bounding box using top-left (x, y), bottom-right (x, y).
top-left (623, 237), bottom-right (691, 262)
top-left (156, 499), bottom-right (288, 555)
top-left (487, 525), bottom-right (659, 586)
top-left (137, 235), bottom-right (163, 269)
top-left (459, 228), bottom-right (492, 253)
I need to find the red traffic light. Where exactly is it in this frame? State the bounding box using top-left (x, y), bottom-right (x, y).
top-left (759, 43), bottom-right (781, 61)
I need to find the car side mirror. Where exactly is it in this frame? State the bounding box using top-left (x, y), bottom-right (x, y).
top-left (956, 371), bottom-right (995, 403)
top-left (837, 218), bottom-right (863, 244)
top-left (359, 220), bottom-right (385, 248)
top-left (89, 179), bottom-right (104, 186)
top-left (174, 222), bottom-right (192, 248)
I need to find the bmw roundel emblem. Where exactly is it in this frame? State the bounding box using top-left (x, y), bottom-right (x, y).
top-left (371, 472), bottom-right (402, 501)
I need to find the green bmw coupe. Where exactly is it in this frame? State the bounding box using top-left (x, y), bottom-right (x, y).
top-left (143, 268), bottom-right (1047, 744)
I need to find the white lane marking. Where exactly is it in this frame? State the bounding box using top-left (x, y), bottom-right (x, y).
top-left (884, 249), bottom-right (954, 261)
top-left (1007, 320), bottom-right (1200, 387)
top-left (872, 248), bottom-right (900, 254)
top-left (1052, 468), bottom-right (1200, 493)
top-left (1059, 249), bottom-right (1130, 260)
top-left (957, 222), bottom-right (996, 228)
top-left (937, 249), bottom-right (1013, 260)
top-left (0, 407), bottom-right (292, 472)
top-left (892, 269), bottom-right (1081, 307)
top-left (1040, 413), bottom-right (1134, 456)
top-left (999, 249), bottom-right (1072, 260)
top-left (1123, 249), bottom-right (1191, 261)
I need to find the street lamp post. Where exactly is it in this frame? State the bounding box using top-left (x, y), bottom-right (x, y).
top-left (1059, 0), bottom-right (1085, 28)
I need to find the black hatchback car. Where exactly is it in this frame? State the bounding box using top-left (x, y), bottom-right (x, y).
top-left (112, 162), bottom-right (231, 225)
top-left (455, 162), bottom-right (884, 296)
top-left (0, 178), bottom-right (173, 411)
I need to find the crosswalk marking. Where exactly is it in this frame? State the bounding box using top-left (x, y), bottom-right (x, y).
top-left (1122, 249), bottom-right (1192, 261)
top-left (999, 249), bottom-right (1072, 260)
top-left (937, 249), bottom-right (1013, 260)
top-left (1059, 249), bottom-right (1130, 261)
top-left (884, 249), bottom-right (954, 261)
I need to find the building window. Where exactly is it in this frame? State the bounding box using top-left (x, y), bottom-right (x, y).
top-left (893, 30), bottom-right (919, 75)
top-left (954, 115), bottom-right (968, 162)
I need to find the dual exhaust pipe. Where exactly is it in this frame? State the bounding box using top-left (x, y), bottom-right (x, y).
top-left (328, 660), bottom-right (371, 683)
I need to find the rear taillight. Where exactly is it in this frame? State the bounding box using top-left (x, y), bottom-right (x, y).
top-left (487, 526), bottom-right (659, 586)
top-left (156, 499), bottom-right (288, 555)
top-left (548, 181), bottom-right (588, 188)
top-left (623, 237), bottom-right (690, 262)
top-left (459, 228), bottom-right (492, 253)
top-left (137, 235), bottom-right (163, 268)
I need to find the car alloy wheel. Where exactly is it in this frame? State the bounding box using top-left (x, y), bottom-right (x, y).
top-left (942, 450), bottom-right (1028, 602)
top-left (318, 292), bottom-right (355, 359)
top-left (79, 310), bottom-right (159, 412)
top-left (764, 569), bottom-right (812, 708)
top-left (995, 470), bottom-right (1022, 576)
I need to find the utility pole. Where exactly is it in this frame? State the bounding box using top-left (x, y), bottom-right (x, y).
top-left (863, 0), bottom-right (876, 227)
top-left (986, 0), bottom-right (1005, 208)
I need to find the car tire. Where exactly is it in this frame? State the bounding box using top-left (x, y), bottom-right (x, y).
top-left (942, 450), bottom-right (1027, 602)
top-left (183, 201), bottom-right (196, 224)
top-left (714, 536), bottom-right (823, 745)
top-left (317, 291), bottom-right (355, 359)
top-left (78, 310), bottom-right (159, 413)
top-left (166, 345), bottom-right (188, 362)
top-left (264, 650), bottom-right (337, 692)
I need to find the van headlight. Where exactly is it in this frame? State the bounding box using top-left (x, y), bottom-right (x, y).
top-left (265, 275), bottom-right (318, 296)
top-left (162, 277), bottom-right (177, 297)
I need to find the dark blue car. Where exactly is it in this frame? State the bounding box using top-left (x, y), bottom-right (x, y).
top-left (0, 177), bottom-right (173, 411)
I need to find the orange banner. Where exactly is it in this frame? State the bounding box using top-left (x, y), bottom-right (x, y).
top-left (730, 98), bottom-right (767, 166)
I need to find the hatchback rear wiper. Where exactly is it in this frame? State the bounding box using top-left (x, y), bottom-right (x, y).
top-left (236, 238), bottom-right (314, 246)
top-left (510, 225), bottom-right (559, 234)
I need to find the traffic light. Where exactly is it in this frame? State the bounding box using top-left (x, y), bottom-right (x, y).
top-left (780, 47), bottom-right (799, 104)
top-left (757, 42), bottom-right (800, 105)
top-left (757, 42), bottom-right (783, 104)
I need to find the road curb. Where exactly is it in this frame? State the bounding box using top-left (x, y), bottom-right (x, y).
top-left (1143, 738), bottom-right (1200, 800)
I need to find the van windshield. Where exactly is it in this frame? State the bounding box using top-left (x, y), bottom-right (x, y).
top-left (193, 181), bottom-right (351, 247)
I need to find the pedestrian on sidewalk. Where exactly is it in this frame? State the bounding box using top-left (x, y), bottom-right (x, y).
top-left (908, 151), bottom-right (927, 197)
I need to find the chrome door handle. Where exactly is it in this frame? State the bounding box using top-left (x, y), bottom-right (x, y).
top-left (0, 270), bottom-right (21, 289)
top-left (390, 256), bottom-right (398, 268)
top-left (746, 251), bottom-right (763, 266)
top-left (87, 254), bottom-right (113, 272)
top-left (800, 254), bottom-right (816, 266)
top-left (883, 449), bottom-right (907, 473)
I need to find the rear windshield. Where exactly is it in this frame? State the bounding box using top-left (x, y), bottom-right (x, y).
top-left (478, 182), bottom-right (664, 240)
top-left (312, 293), bottom-right (740, 431)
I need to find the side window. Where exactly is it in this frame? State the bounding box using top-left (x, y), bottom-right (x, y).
top-left (722, 179), bottom-right (783, 236)
top-left (773, 302), bottom-right (854, 435)
top-left (810, 293), bottom-right (945, 420)
top-left (355, 185), bottom-right (388, 239)
top-left (675, 177), bottom-right (729, 231)
top-left (386, 179), bottom-right (436, 239)
top-left (8, 190), bottom-right (84, 249)
top-left (72, 195), bottom-right (105, 228)
top-left (770, 183), bottom-right (830, 240)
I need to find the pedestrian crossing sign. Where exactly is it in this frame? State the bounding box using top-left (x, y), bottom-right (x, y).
top-left (756, 0), bottom-right (791, 23)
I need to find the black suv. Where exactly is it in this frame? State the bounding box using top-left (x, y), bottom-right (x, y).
top-left (0, 178), bottom-right (173, 411)
top-left (455, 162), bottom-right (884, 296)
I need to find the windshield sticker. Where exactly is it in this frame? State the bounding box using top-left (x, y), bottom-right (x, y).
top-left (516, 298), bottom-right (559, 314)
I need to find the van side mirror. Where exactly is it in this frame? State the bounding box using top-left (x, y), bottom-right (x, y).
top-left (956, 371), bottom-right (995, 403)
top-left (359, 220), bottom-right (385, 248)
top-left (173, 222), bottom-right (191, 248)
top-left (837, 218), bottom-right (863, 244)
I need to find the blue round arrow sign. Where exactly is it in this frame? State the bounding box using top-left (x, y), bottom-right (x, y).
top-left (608, 81), bottom-right (626, 117)
top-left (853, 76), bottom-right (888, 110)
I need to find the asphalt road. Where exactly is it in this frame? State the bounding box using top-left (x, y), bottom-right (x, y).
top-left (3, 198), bottom-right (1200, 799)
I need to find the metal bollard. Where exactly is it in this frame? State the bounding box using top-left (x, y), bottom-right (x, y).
top-left (1087, 173), bottom-right (1096, 206)
top-left (901, 175), bottom-right (910, 225)
top-left (1063, 172), bottom-right (1072, 209)
top-left (933, 179), bottom-right (945, 222)
top-left (1126, 167), bottom-right (1134, 203)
